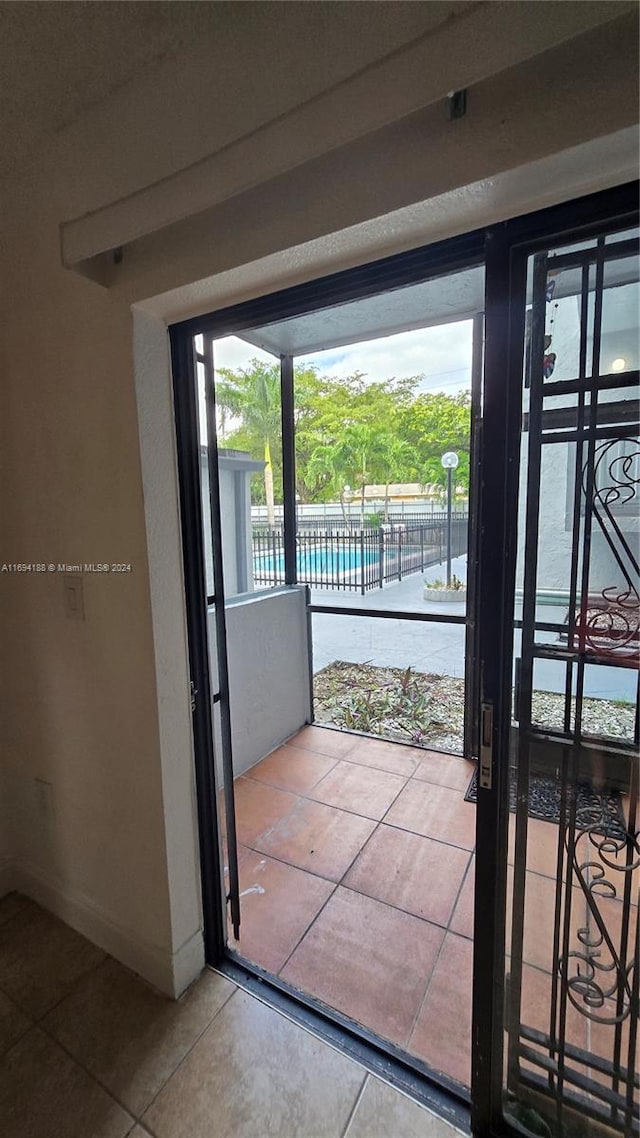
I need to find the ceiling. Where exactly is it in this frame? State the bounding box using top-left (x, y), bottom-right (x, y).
top-left (0, 0), bottom-right (462, 186)
top-left (0, 2), bottom-right (215, 180)
top-left (237, 242), bottom-right (639, 358)
top-left (240, 266), bottom-right (485, 357)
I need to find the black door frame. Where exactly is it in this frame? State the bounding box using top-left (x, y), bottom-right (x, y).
top-left (169, 180), bottom-right (638, 1137)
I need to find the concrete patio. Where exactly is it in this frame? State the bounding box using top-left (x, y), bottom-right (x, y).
top-left (310, 555), bottom-right (467, 677)
top-left (310, 556), bottom-right (636, 705)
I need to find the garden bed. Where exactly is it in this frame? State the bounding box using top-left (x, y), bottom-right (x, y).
top-left (313, 661), bottom-right (635, 752)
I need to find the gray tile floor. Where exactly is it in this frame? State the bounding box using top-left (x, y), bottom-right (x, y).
top-left (0, 892), bottom-right (468, 1138)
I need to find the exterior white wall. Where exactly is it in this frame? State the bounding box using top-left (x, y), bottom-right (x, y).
top-left (217, 467), bottom-right (238, 597)
top-left (207, 588), bottom-right (311, 782)
top-left (201, 451), bottom-right (262, 598)
top-left (516, 290), bottom-right (638, 596)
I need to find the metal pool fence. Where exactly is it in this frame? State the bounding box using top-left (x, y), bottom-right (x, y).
top-left (252, 518), bottom-right (468, 593)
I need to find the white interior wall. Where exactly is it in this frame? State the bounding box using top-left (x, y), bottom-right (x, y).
top-left (1, 2), bottom-right (637, 998)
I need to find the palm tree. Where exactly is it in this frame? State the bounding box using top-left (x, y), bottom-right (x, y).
top-left (215, 362), bottom-right (281, 527)
top-left (309, 423), bottom-right (385, 527)
top-left (307, 440), bottom-right (352, 523)
top-left (378, 433), bottom-right (418, 523)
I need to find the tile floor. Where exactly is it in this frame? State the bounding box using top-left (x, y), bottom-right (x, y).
top-left (227, 726), bottom-right (637, 1094)
top-left (0, 891), bottom-right (466, 1138)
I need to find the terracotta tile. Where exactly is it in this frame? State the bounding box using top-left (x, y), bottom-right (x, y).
top-left (0, 990), bottom-right (31, 1057)
top-left (384, 780), bottom-right (476, 851)
top-left (231, 777), bottom-right (299, 847)
top-left (143, 989), bottom-right (364, 1138)
top-left (290, 724), bottom-right (356, 758)
top-left (345, 736), bottom-right (423, 777)
top-left (506, 868), bottom-right (586, 974)
top-left (595, 890), bottom-right (639, 942)
top-left (409, 932), bottom-right (472, 1088)
top-left (518, 961), bottom-right (589, 1055)
top-left (346, 1075), bottom-right (462, 1138)
top-left (344, 824), bottom-right (470, 927)
top-left (281, 887), bottom-right (443, 1047)
top-left (43, 959), bottom-right (235, 1116)
top-left (229, 851), bottom-right (334, 972)
top-left (309, 761), bottom-right (407, 821)
top-left (244, 745), bottom-right (337, 795)
top-left (508, 814), bottom-right (562, 879)
top-left (588, 997), bottom-right (635, 1093)
top-left (413, 753), bottom-right (476, 792)
top-left (0, 1027), bottom-right (132, 1138)
top-left (253, 799), bottom-right (376, 881)
top-left (450, 856), bottom-right (475, 940)
top-left (0, 902), bottom-right (105, 1018)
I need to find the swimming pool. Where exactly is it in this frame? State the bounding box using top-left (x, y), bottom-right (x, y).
top-left (254, 543), bottom-right (377, 577)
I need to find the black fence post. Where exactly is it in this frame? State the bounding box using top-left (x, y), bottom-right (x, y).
top-left (398, 528), bottom-right (403, 582)
top-left (378, 526), bottom-right (384, 588)
top-left (360, 531), bottom-right (365, 595)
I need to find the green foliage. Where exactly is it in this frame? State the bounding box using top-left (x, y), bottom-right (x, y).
top-left (399, 390), bottom-right (471, 495)
top-left (322, 664), bottom-right (441, 746)
top-left (425, 574), bottom-right (465, 591)
top-left (214, 358), bottom-right (471, 513)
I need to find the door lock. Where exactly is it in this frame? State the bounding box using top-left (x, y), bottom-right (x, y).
top-left (479, 701), bottom-right (493, 789)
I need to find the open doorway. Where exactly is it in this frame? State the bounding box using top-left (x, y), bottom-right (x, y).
top-left (170, 184), bottom-right (639, 1136)
top-left (185, 255), bottom-right (485, 1098)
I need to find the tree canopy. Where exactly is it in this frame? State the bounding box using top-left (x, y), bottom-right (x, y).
top-left (215, 358), bottom-right (471, 511)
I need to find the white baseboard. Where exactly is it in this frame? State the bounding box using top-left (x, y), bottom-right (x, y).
top-left (10, 860), bottom-right (204, 998)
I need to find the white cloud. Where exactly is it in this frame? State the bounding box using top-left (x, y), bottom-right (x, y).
top-left (301, 320), bottom-right (473, 395)
top-left (212, 320), bottom-right (473, 396)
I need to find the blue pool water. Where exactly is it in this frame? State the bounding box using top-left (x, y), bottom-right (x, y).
top-left (254, 544), bottom-right (377, 576)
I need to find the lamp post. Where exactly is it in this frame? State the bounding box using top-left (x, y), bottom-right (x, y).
top-left (441, 451), bottom-right (459, 586)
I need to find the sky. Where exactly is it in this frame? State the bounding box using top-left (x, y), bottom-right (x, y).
top-left (213, 320), bottom-right (473, 396)
top-left (199, 319), bottom-right (473, 441)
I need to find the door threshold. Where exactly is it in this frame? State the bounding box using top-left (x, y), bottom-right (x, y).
top-left (212, 953), bottom-right (471, 1135)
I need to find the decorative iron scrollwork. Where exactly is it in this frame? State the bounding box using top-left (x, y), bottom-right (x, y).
top-left (573, 438), bottom-right (640, 664)
top-left (559, 804), bottom-right (639, 1026)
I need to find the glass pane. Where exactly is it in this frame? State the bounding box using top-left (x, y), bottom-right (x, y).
top-left (311, 612), bottom-right (466, 752)
top-left (198, 335), bottom-right (284, 599)
top-left (287, 277), bottom-right (477, 615)
top-left (600, 260), bottom-right (639, 377)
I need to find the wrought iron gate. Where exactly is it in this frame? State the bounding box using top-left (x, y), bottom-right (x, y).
top-left (505, 229), bottom-right (639, 1136)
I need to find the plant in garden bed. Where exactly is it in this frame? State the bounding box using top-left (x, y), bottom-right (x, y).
top-left (313, 661), bottom-right (465, 750)
top-left (424, 573), bottom-right (465, 591)
top-left (312, 661), bottom-right (635, 752)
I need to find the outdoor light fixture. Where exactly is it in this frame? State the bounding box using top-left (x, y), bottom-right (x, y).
top-left (441, 451), bottom-right (459, 471)
top-left (611, 357), bottom-right (627, 373)
top-left (441, 452), bottom-right (459, 587)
